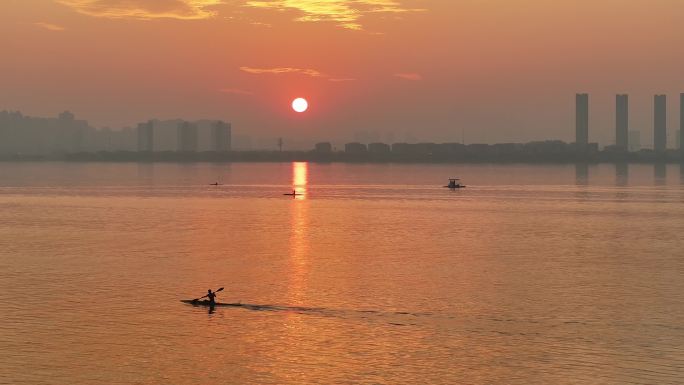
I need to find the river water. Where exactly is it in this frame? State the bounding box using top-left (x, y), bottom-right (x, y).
top-left (1, 162), bottom-right (683, 384)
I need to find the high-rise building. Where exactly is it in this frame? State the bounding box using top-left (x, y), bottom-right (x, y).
top-left (345, 142), bottom-right (367, 153)
top-left (368, 142), bottom-right (391, 153)
top-left (137, 120), bottom-right (153, 152)
top-left (177, 121), bottom-right (198, 152)
top-left (211, 121), bottom-right (231, 151)
top-left (314, 142), bottom-right (332, 152)
top-left (57, 111), bottom-right (87, 152)
top-left (654, 94), bottom-right (667, 152)
top-left (576, 94), bottom-right (589, 149)
top-left (628, 130), bottom-right (641, 152)
top-left (616, 94), bottom-right (628, 150)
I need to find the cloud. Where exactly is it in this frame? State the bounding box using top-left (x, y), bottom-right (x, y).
top-left (55, 0), bottom-right (222, 20)
top-left (250, 21), bottom-right (272, 27)
top-left (394, 72), bottom-right (422, 81)
top-left (240, 66), bottom-right (357, 83)
top-left (34, 22), bottom-right (66, 31)
top-left (243, 0), bottom-right (424, 30)
top-left (328, 78), bottom-right (356, 82)
top-left (54, 1), bottom-right (424, 28)
top-left (240, 66), bottom-right (327, 77)
top-left (219, 87), bottom-right (254, 95)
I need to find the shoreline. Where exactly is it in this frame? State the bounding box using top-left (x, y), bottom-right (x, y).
top-left (1, 150), bottom-right (684, 164)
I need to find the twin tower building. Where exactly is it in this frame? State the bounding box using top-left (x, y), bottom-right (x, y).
top-left (576, 93), bottom-right (684, 153)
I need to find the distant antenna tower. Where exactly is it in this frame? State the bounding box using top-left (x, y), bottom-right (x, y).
top-left (278, 137), bottom-right (283, 151)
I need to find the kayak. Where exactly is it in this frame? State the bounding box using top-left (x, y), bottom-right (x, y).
top-left (181, 299), bottom-right (242, 307)
top-left (181, 300), bottom-right (325, 313)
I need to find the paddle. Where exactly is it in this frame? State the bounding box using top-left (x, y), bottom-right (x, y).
top-left (193, 287), bottom-right (224, 302)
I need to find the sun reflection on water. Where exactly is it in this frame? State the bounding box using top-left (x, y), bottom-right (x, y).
top-left (287, 162), bottom-right (310, 305)
top-left (292, 161), bottom-right (308, 200)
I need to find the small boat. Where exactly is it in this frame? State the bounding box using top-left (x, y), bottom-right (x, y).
top-left (283, 189), bottom-right (302, 196)
top-left (209, 182), bottom-right (222, 186)
top-left (181, 299), bottom-right (242, 307)
top-left (444, 178), bottom-right (466, 189)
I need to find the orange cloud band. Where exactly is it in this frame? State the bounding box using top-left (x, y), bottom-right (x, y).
top-left (56, 0), bottom-right (222, 20)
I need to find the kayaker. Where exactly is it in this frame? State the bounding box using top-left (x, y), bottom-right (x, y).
top-left (206, 289), bottom-right (216, 305)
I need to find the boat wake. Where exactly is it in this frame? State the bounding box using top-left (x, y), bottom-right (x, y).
top-left (180, 299), bottom-right (432, 325)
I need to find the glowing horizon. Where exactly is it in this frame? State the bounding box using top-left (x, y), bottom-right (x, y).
top-left (3, 1), bottom-right (684, 145)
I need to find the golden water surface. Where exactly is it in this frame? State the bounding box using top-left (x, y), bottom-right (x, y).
top-left (1, 162), bottom-right (683, 384)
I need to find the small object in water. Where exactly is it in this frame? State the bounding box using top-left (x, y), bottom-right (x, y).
top-left (283, 189), bottom-right (302, 196)
top-left (444, 178), bottom-right (466, 189)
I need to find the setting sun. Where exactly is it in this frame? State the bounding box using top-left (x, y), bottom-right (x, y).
top-left (292, 98), bottom-right (308, 113)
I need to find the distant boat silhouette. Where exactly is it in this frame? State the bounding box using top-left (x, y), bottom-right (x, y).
top-left (444, 178), bottom-right (466, 189)
top-left (283, 189), bottom-right (302, 196)
top-left (209, 182), bottom-right (222, 186)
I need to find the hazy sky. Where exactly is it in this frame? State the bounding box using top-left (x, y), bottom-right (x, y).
top-left (2, 0), bottom-right (684, 145)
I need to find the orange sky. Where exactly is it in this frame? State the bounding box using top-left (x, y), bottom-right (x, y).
top-left (2, 0), bottom-right (684, 146)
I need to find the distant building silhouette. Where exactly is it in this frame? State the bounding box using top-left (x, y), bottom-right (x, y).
top-left (211, 121), bottom-right (231, 151)
top-left (616, 94), bottom-right (628, 150)
top-left (654, 95), bottom-right (667, 152)
top-left (628, 130), bottom-right (641, 152)
top-left (576, 94), bottom-right (589, 149)
top-left (368, 142), bottom-right (391, 153)
top-left (391, 143), bottom-right (410, 154)
top-left (177, 121), bottom-right (198, 152)
top-left (57, 111), bottom-right (88, 152)
top-left (137, 120), bottom-right (153, 152)
top-left (59, 111), bottom-right (75, 121)
top-left (149, 119), bottom-right (179, 151)
top-left (0, 111), bottom-right (239, 155)
top-left (314, 142), bottom-right (332, 152)
top-left (345, 142), bottom-right (367, 153)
